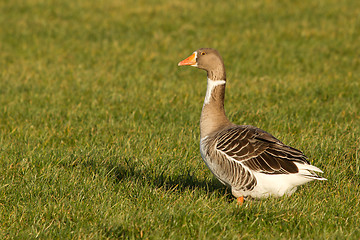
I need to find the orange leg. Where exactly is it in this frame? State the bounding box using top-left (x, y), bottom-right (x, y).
top-left (237, 196), bottom-right (244, 205)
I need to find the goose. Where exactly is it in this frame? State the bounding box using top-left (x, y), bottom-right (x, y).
top-left (178, 48), bottom-right (326, 204)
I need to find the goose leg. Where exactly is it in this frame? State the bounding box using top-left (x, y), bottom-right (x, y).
top-left (237, 196), bottom-right (244, 205)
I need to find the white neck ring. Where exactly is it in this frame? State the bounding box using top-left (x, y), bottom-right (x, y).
top-left (204, 78), bottom-right (226, 105)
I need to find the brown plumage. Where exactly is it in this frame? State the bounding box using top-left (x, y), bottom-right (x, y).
top-left (178, 48), bottom-right (326, 203)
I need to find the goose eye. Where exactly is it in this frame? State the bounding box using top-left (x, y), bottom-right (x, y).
top-left (201, 52), bottom-right (206, 55)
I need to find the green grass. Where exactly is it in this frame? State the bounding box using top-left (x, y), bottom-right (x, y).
top-left (1, 0), bottom-right (359, 239)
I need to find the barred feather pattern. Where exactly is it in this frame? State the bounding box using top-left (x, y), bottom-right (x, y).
top-left (200, 125), bottom-right (321, 192)
top-left (201, 135), bottom-right (256, 191)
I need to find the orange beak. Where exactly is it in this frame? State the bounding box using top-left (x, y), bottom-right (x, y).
top-left (178, 52), bottom-right (197, 66)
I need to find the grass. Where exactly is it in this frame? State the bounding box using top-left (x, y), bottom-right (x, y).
top-left (0, 0), bottom-right (359, 238)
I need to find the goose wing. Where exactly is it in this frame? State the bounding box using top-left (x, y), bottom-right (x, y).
top-left (214, 125), bottom-right (309, 175)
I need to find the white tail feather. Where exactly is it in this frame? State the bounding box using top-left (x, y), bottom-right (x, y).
top-left (295, 162), bottom-right (327, 181)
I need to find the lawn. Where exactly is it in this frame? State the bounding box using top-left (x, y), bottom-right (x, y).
top-left (0, 0), bottom-right (359, 239)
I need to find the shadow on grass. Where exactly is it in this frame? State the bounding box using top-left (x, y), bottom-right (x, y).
top-left (102, 157), bottom-right (232, 200)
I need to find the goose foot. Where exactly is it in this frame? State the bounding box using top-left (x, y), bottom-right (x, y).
top-left (237, 196), bottom-right (244, 205)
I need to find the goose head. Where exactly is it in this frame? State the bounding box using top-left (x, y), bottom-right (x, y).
top-left (178, 48), bottom-right (226, 80)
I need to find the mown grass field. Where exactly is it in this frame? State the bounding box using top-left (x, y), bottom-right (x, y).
top-left (1, 0), bottom-right (359, 239)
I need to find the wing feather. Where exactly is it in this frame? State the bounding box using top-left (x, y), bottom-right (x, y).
top-left (214, 125), bottom-right (308, 175)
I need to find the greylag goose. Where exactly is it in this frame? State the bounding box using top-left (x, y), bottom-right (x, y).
top-left (178, 48), bottom-right (326, 204)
